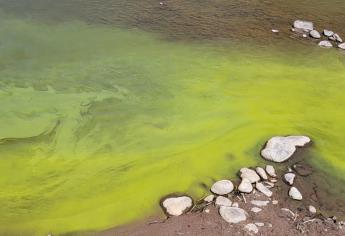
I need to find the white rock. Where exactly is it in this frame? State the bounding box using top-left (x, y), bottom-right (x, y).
top-left (272, 29), bottom-right (279, 33)
top-left (238, 178), bottom-right (253, 193)
top-left (265, 165), bottom-right (276, 177)
top-left (219, 206), bottom-right (248, 224)
top-left (338, 43), bottom-right (345, 50)
top-left (162, 196), bottom-right (193, 216)
top-left (211, 180), bottom-right (234, 195)
top-left (293, 20), bottom-right (313, 32)
top-left (256, 167), bottom-right (268, 180)
top-left (334, 33), bottom-right (343, 43)
top-left (272, 200), bottom-right (278, 205)
top-left (318, 40), bottom-right (333, 48)
top-left (205, 208), bottom-right (210, 213)
top-left (240, 168), bottom-right (260, 183)
top-left (215, 196), bottom-right (232, 207)
top-left (270, 178), bottom-right (278, 183)
top-left (284, 173), bottom-right (296, 185)
top-left (302, 34), bottom-right (307, 38)
top-left (310, 30), bottom-right (321, 39)
top-left (324, 29), bottom-right (334, 37)
top-left (251, 200), bottom-right (269, 207)
top-left (255, 222), bottom-right (265, 227)
top-left (309, 205), bottom-right (317, 214)
top-left (244, 223), bottom-right (259, 234)
top-left (232, 202), bottom-right (239, 207)
top-left (204, 194), bottom-right (215, 203)
top-left (251, 207), bottom-right (262, 213)
top-left (261, 136), bottom-right (311, 162)
top-left (256, 182), bottom-right (273, 197)
top-left (268, 223), bottom-right (273, 227)
top-left (289, 187), bottom-right (303, 200)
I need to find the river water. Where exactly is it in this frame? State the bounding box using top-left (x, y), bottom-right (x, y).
top-left (0, 1), bottom-right (345, 235)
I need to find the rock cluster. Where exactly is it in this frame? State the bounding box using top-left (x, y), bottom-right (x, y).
top-left (291, 20), bottom-right (345, 50)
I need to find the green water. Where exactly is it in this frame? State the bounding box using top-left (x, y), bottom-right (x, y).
top-left (1, 13), bottom-right (345, 235)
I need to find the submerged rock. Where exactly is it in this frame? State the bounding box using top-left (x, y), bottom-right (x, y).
top-left (261, 136), bottom-right (311, 162)
top-left (293, 20), bottom-right (313, 32)
top-left (318, 40), bottom-right (333, 48)
top-left (238, 178), bottom-right (253, 193)
top-left (162, 196), bottom-right (193, 216)
top-left (292, 163), bottom-right (313, 176)
top-left (215, 196), bottom-right (232, 207)
top-left (284, 173), bottom-right (296, 185)
top-left (256, 182), bottom-right (273, 197)
top-left (324, 29), bottom-right (334, 37)
top-left (310, 30), bottom-right (321, 39)
top-left (289, 187), bottom-right (303, 200)
top-left (219, 206), bottom-right (248, 223)
top-left (265, 165), bottom-right (276, 177)
top-left (240, 168), bottom-right (260, 183)
top-left (245, 223), bottom-right (259, 234)
top-left (204, 194), bottom-right (215, 203)
top-left (211, 180), bottom-right (234, 195)
top-left (256, 167), bottom-right (268, 180)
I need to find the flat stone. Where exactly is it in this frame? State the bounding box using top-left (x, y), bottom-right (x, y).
top-left (211, 180), bottom-right (234, 195)
top-left (324, 29), bottom-right (334, 37)
top-left (204, 194), bottom-right (215, 203)
top-left (240, 168), bottom-right (260, 183)
top-left (251, 200), bottom-right (270, 207)
top-left (272, 200), bottom-right (278, 205)
top-left (251, 207), bottom-right (262, 213)
top-left (293, 20), bottom-right (314, 32)
top-left (219, 206), bottom-right (248, 224)
top-left (215, 196), bottom-right (232, 207)
top-left (289, 187), bottom-right (303, 200)
top-left (284, 173), bottom-right (296, 185)
top-left (238, 178), bottom-right (253, 193)
top-left (318, 40), bottom-right (333, 48)
top-left (265, 165), bottom-right (276, 177)
top-left (338, 43), bottom-right (345, 50)
top-left (256, 167), bottom-right (268, 180)
top-left (309, 205), bottom-right (317, 214)
top-left (255, 222), bottom-right (265, 227)
top-left (310, 30), bottom-right (321, 39)
top-left (256, 182), bottom-right (273, 197)
top-left (261, 136), bottom-right (311, 162)
top-left (162, 196), bottom-right (193, 216)
top-left (244, 223), bottom-right (259, 234)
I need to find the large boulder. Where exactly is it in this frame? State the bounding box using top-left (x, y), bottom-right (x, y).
top-left (310, 30), bottom-right (321, 39)
top-left (293, 20), bottom-right (313, 32)
top-left (211, 180), bottom-right (234, 195)
top-left (162, 196), bottom-right (193, 216)
top-left (323, 29), bottom-right (334, 37)
top-left (240, 168), bottom-right (260, 183)
top-left (261, 136), bottom-right (311, 162)
top-left (219, 206), bottom-right (248, 223)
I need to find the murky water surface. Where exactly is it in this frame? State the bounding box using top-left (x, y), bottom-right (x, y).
top-left (0, 1), bottom-right (345, 235)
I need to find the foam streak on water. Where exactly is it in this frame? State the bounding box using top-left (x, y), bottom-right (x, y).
top-left (0, 13), bottom-right (345, 235)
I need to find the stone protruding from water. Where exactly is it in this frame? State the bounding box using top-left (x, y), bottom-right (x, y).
top-left (215, 196), bottom-right (232, 207)
top-left (211, 180), bottom-right (234, 195)
top-left (338, 43), bottom-right (345, 50)
top-left (284, 173), bottom-right (296, 185)
top-left (256, 167), bottom-right (268, 180)
top-left (318, 40), bottom-right (333, 48)
top-left (162, 196), bottom-right (193, 216)
top-left (265, 165), bottom-right (276, 177)
top-left (261, 136), bottom-right (311, 162)
top-left (289, 187), bottom-right (303, 200)
top-left (324, 29), bottom-right (334, 37)
top-left (293, 20), bottom-right (313, 32)
top-left (204, 194), bottom-right (215, 203)
top-left (310, 30), bottom-right (321, 39)
top-left (256, 182), bottom-right (273, 197)
top-left (238, 178), bottom-right (253, 193)
top-left (219, 206), bottom-right (248, 223)
top-left (240, 168), bottom-right (260, 183)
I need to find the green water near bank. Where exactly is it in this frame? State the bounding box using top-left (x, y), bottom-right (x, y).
top-left (1, 14), bottom-right (345, 235)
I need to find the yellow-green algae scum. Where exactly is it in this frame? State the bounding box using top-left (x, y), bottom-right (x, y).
top-left (1, 13), bottom-right (345, 235)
